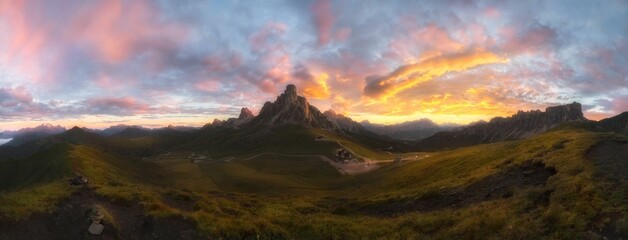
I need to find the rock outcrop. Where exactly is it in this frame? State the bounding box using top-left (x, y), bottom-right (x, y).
top-left (249, 85), bottom-right (335, 129)
top-left (417, 102), bottom-right (588, 151)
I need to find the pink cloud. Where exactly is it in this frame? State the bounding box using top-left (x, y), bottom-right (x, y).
top-left (0, 0), bottom-right (53, 83)
top-left (69, 0), bottom-right (188, 64)
top-left (84, 97), bottom-right (150, 115)
top-left (246, 22), bottom-right (293, 93)
top-left (500, 25), bottom-right (556, 55)
top-left (0, 86), bottom-right (33, 107)
top-left (612, 98), bottom-right (628, 113)
top-left (413, 23), bottom-right (465, 54)
top-left (334, 27), bottom-right (351, 42)
top-left (310, 0), bottom-right (335, 46)
top-left (386, 21), bottom-right (475, 62)
top-left (484, 7), bottom-right (500, 18)
top-left (248, 22), bottom-right (287, 51)
top-left (195, 80), bottom-right (221, 92)
top-left (0, 0), bottom-right (188, 82)
top-left (258, 79), bottom-right (276, 93)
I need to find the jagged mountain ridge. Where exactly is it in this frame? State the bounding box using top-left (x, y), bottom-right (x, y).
top-left (416, 102), bottom-right (588, 151)
top-left (204, 107), bottom-right (256, 129)
top-left (248, 84), bottom-right (335, 129)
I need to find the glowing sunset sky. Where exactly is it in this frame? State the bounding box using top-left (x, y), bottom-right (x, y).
top-left (0, 0), bottom-right (627, 130)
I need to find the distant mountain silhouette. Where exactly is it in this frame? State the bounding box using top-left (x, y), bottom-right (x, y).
top-left (417, 102), bottom-right (588, 150)
top-left (98, 124), bottom-right (144, 136)
top-left (324, 110), bottom-right (370, 134)
top-left (361, 119), bottom-right (459, 140)
top-left (1, 124), bottom-right (66, 146)
top-left (111, 126), bottom-right (152, 138)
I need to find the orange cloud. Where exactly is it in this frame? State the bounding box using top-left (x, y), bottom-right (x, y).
top-left (364, 50), bottom-right (509, 100)
top-left (301, 72), bottom-right (331, 99)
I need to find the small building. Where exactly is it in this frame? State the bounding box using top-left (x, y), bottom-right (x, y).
top-left (335, 148), bottom-right (355, 163)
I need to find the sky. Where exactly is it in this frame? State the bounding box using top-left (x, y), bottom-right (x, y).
top-left (0, 0), bottom-right (627, 130)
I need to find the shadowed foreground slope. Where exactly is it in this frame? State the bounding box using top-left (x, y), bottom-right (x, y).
top-left (0, 125), bottom-right (626, 239)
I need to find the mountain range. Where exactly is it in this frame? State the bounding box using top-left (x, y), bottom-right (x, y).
top-left (2, 85), bottom-right (626, 154)
top-left (416, 102), bottom-right (590, 150)
top-left (0, 124), bottom-right (66, 146)
top-left (0, 84), bottom-right (627, 239)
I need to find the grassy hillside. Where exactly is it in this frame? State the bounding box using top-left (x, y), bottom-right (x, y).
top-left (0, 127), bottom-right (626, 239)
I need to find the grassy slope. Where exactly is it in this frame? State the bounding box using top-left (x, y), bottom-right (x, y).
top-left (181, 124), bottom-right (393, 160)
top-left (0, 127), bottom-right (626, 239)
top-left (0, 144), bottom-right (74, 221)
top-left (200, 154), bottom-right (343, 195)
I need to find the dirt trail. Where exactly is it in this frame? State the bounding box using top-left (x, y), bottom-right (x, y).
top-left (0, 187), bottom-right (201, 240)
top-left (243, 152), bottom-right (381, 175)
top-left (240, 137), bottom-right (431, 175)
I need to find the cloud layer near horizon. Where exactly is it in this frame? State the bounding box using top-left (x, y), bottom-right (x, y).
top-left (0, 0), bottom-right (626, 129)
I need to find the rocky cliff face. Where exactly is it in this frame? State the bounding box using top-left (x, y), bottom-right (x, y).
top-left (249, 85), bottom-right (335, 129)
top-left (417, 102), bottom-right (588, 151)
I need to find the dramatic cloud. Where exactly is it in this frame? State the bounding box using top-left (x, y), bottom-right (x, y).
top-left (363, 50), bottom-right (508, 99)
top-left (68, 0), bottom-right (188, 64)
top-left (0, 0), bottom-right (626, 129)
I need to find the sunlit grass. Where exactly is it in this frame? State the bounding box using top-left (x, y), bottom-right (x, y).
top-left (0, 181), bottom-right (73, 221)
top-left (0, 127), bottom-right (625, 239)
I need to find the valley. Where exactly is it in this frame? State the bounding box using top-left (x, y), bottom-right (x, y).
top-left (0, 85), bottom-right (626, 239)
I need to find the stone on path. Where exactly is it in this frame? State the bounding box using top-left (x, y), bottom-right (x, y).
top-left (88, 223), bottom-right (104, 235)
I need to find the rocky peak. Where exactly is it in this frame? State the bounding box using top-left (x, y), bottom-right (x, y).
top-left (284, 84), bottom-right (298, 102)
top-left (249, 84), bottom-right (335, 129)
top-left (238, 107), bottom-right (254, 120)
top-left (212, 119), bottom-right (224, 126)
